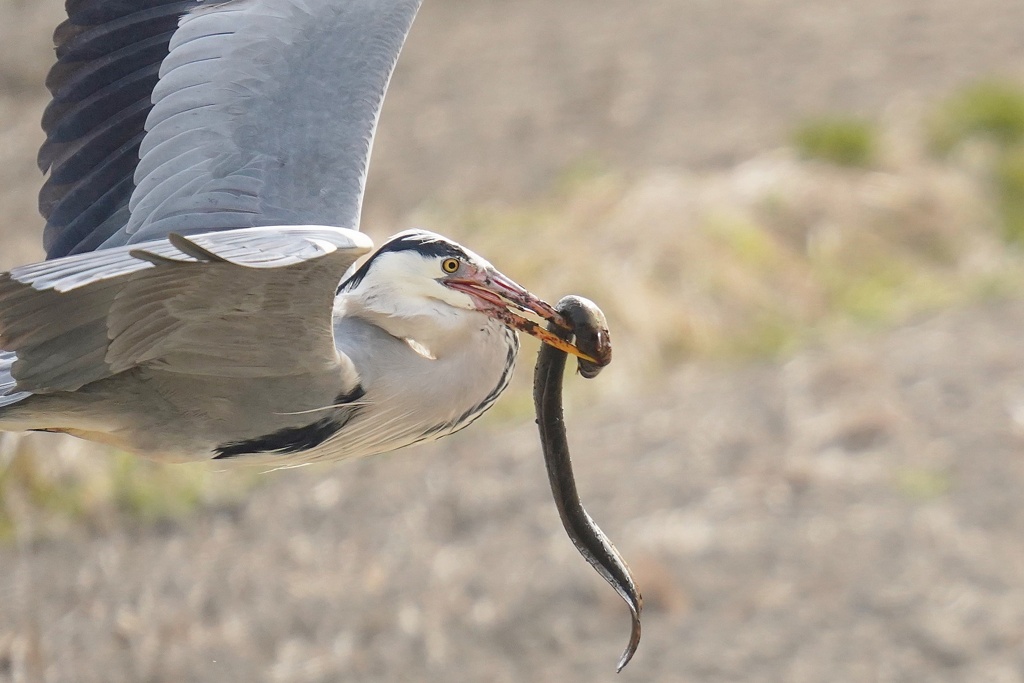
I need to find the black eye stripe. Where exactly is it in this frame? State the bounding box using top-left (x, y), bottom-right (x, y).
top-left (380, 231), bottom-right (469, 260)
top-left (338, 230), bottom-right (470, 292)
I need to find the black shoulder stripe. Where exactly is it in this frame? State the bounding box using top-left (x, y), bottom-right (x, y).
top-left (213, 416), bottom-right (343, 460)
top-left (335, 384), bottom-right (366, 405)
top-left (212, 385), bottom-right (365, 460)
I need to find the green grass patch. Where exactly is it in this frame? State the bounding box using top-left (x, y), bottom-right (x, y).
top-left (894, 467), bottom-right (952, 501)
top-left (109, 452), bottom-right (255, 524)
top-left (0, 437), bottom-right (257, 540)
top-left (0, 445), bottom-right (88, 539)
top-left (995, 146), bottom-right (1024, 243)
top-left (930, 80), bottom-right (1024, 154)
top-left (792, 116), bottom-right (877, 167)
top-left (928, 80), bottom-right (1024, 243)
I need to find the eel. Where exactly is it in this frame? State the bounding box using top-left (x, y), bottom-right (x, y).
top-left (533, 295), bottom-right (642, 672)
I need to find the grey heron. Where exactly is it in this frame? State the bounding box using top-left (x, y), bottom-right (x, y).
top-left (0, 0), bottom-right (595, 463)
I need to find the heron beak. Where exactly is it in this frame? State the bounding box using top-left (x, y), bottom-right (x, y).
top-left (444, 270), bottom-right (599, 363)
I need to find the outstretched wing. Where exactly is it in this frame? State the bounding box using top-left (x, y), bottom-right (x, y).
top-left (0, 226), bottom-right (373, 394)
top-left (40, 0), bottom-right (423, 259)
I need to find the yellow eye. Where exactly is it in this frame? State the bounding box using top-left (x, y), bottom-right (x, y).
top-left (441, 258), bottom-right (460, 274)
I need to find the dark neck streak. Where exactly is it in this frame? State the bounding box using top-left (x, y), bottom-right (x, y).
top-left (419, 327), bottom-right (519, 439)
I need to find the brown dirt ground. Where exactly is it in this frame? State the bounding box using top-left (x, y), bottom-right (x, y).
top-left (2, 1), bottom-right (1024, 682)
top-left (6, 303), bottom-right (1024, 683)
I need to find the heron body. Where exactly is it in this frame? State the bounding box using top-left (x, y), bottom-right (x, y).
top-left (1, 229), bottom-right (523, 463)
top-left (0, 0), bottom-right (592, 463)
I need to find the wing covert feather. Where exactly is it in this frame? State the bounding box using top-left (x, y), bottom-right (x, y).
top-left (0, 227), bottom-right (373, 393)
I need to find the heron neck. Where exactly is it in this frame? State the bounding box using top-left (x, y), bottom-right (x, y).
top-left (337, 301), bottom-right (465, 359)
top-left (332, 306), bottom-right (517, 435)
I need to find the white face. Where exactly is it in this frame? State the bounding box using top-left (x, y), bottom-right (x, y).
top-left (340, 231), bottom-right (497, 319)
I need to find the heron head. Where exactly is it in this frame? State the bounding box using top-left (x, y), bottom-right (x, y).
top-left (339, 230), bottom-right (594, 361)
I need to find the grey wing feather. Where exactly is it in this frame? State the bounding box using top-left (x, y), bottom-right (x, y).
top-left (119, 0), bottom-right (422, 245)
top-left (0, 227), bottom-right (373, 394)
top-left (0, 352), bottom-right (27, 405)
top-left (39, 0), bottom-right (195, 259)
top-left (39, 0), bottom-right (422, 259)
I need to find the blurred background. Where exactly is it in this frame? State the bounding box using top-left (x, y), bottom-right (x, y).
top-left (3, 0), bottom-right (1024, 681)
